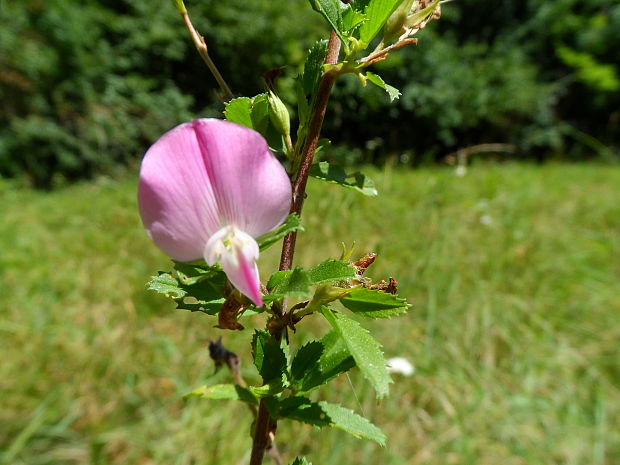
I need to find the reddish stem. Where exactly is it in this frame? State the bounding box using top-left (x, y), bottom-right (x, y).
top-left (278, 30), bottom-right (342, 273)
top-left (248, 30), bottom-right (342, 465)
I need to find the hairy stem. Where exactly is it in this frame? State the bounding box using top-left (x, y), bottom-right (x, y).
top-left (248, 30), bottom-right (342, 465)
top-left (278, 30), bottom-right (342, 273)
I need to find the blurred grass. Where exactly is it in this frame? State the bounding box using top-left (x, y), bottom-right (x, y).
top-left (1, 163), bottom-right (619, 465)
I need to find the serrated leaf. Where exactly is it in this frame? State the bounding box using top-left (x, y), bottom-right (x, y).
top-left (342, 7), bottom-right (367, 32)
top-left (296, 77), bottom-right (311, 130)
top-left (267, 267), bottom-right (312, 299)
top-left (358, 0), bottom-right (405, 47)
top-left (250, 374), bottom-right (288, 397)
top-left (303, 40), bottom-right (329, 96)
top-left (252, 331), bottom-right (288, 381)
top-left (366, 72), bottom-right (401, 102)
top-left (309, 259), bottom-right (357, 285)
top-left (173, 261), bottom-right (223, 285)
top-left (308, 0), bottom-right (347, 43)
top-left (290, 458), bottom-right (311, 465)
top-left (271, 396), bottom-right (331, 427)
top-left (310, 161), bottom-right (378, 196)
top-left (297, 330), bottom-right (355, 393)
top-left (291, 341), bottom-right (324, 382)
top-left (249, 94), bottom-right (270, 134)
top-left (147, 263), bottom-right (227, 315)
top-left (224, 97), bottom-right (253, 128)
top-left (184, 384), bottom-right (258, 405)
top-left (147, 273), bottom-right (186, 299)
top-left (225, 94), bottom-right (284, 152)
top-left (321, 307), bottom-right (392, 398)
top-left (257, 214), bottom-right (303, 252)
top-left (318, 401), bottom-right (386, 445)
top-left (270, 397), bottom-right (386, 445)
top-left (340, 287), bottom-right (410, 318)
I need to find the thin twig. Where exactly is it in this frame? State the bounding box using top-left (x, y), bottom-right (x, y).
top-left (359, 38), bottom-right (418, 66)
top-left (180, 10), bottom-right (234, 101)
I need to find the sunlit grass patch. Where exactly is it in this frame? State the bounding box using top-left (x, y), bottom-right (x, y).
top-left (1, 163), bottom-right (619, 464)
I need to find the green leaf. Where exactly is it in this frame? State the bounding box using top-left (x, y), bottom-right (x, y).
top-left (147, 272), bottom-right (186, 299)
top-left (342, 7), bottom-right (367, 33)
top-left (252, 331), bottom-right (288, 381)
top-left (249, 374), bottom-right (288, 397)
top-left (223, 97), bottom-right (253, 128)
top-left (224, 94), bottom-right (284, 152)
top-left (298, 41), bottom-right (329, 136)
top-left (290, 458), bottom-right (311, 465)
top-left (318, 401), bottom-right (386, 445)
top-left (257, 214), bottom-right (304, 252)
top-left (314, 138), bottom-right (331, 155)
top-left (308, 0), bottom-right (346, 43)
top-left (249, 94), bottom-right (271, 134)
top-left (309, 259), bottom-right (357, 285)
top-left (358, 0), bottom-right (405, 47)
top-left (267, 267), bottom-right (313, 299)
top-left (172, 261), bottom-right (223, 285)
top-left (296, 330), bottom-right (355, 393)
top-left (184, 384), bottom-right (258, 405)
top-left (291, 341), bottom-right (324, 382)
top-left (147, 263), bottom-right (227, 315)
top-left (340, 287), bottom-right (409, 318)
top-left (405, 0), bottom-right (440, 28)
top-left (310, 161), bottom-right (378, 196)
top-left (321, 307), bottom-right (392, 398)
top-left (366, 72), bottom-right (401, 102)
top-left (269, 396), bottom-right (386, 445)
top-left (296, 77), bottom-right (311, 131)
top-left (270, 396), bottom-right (331, 427)
top-left (303, 40), bottom-right (329, 96)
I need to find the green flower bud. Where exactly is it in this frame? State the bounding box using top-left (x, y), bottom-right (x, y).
top-left (305, 284), bottom-right (353, 314)
top-left (384, 0), bottom-right (417, 44)
top-left (267, 91), bottom-right (291, 138)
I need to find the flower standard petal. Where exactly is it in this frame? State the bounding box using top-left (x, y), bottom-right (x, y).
top-left (190, 119), bottom-right (292, 236)
top-left (138, 121), bottom-right (221, 262)
top-left (138, 118), bottom-right (292, 305)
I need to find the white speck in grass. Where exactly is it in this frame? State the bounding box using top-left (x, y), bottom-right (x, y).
top-left (455, 165), bottom-right (467, 177)
top-left (387, 357), bottom-right (415, 376)
top-left (475, 199), bottom-right (489, 210)
top-left (480, 215), bottom-right (493, 226)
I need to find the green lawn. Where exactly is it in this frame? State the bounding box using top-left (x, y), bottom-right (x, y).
top-left (1, 163), bottom-right (619, 465)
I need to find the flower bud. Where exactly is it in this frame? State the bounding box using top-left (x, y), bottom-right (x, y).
top-left (304, 284), bottom-right (353, 315)
top-left (267, 91), bottom-right (291, 138)
top-left (384, 0), bottom-right (417, 44)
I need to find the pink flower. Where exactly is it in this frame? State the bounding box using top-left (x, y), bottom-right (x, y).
top-left (138, 119), bottom-right (292, 306)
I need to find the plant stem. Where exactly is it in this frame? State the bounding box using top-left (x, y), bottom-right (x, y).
top-left (248, 30), bottom-right (342, 465)
top-left (180, 10), bottom-right (234, 101)
top-left (278, 30), bottom-right (342, 273)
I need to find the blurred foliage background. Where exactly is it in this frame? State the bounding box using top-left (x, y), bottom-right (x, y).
top-left (0, 0), bottom-right (619, 187)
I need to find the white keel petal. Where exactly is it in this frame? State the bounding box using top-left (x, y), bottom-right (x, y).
top-left (204, 226), bottom-right (263, 306)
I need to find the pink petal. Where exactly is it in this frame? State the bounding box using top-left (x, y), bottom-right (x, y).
top-left (191, 119), bottom-right (292, 237)
top-left (138, 119), bottom-right (292, 262)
